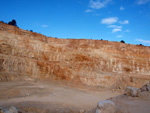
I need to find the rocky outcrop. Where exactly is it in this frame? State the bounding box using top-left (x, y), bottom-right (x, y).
top-left (0, 22), bottom-right (150, 88)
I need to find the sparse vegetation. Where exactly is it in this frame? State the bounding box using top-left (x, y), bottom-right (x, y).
top-left (120, 40), bottom-right (125, 43)
top-left (8, 19), bottom-right (17, 27)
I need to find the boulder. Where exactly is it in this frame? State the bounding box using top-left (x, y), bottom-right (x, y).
top-left (124, 87), bottom-right (140, 97)
top-left (95, 100), bottom-right (116, 113)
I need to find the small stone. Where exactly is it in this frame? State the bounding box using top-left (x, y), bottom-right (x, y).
top-left (0, 107), bottom-right (7, 113)
top-left (6, 106), bottom-right (18, 113)
top-left (0, 108), bottom-right (4, 113)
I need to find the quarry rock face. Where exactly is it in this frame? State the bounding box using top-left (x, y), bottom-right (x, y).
top-left (0, 22), bottom-right (150, 88)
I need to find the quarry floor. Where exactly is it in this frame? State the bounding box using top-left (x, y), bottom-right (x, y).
top-left (0, 79), bottom-right (150, 113)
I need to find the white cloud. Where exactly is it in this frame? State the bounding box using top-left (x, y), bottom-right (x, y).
top-left (136, 0), bottom-right (150, 5)
top-left (124, 29), bottom-right (130, 32)
top-left (119, 20), bottom-right (129, 24)
top-left (136, 39), bottom-right (150, 45)
top-left (108, 25), bottom-right (122, 29)
top-left (108, 25), bottom-right (122, 33)
top-left (101, 17), bottom-right (118, 24)
top-left (102, 17), bottom-right (129, 33)
top-left (85, 9), bottom-right (93, 13)
top-left (41, 25), bottom-right (48, 28)
top-left (112, 28), bottom-right (122, 33)
top-left (89, 0), bottom-right (112, 9)
top-left (120, 6), bottom-right (125, 10)
top-left (117, 35), bottom-right (123, 38)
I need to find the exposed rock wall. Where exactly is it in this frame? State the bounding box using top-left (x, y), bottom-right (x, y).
top-left (0, 22), bottom-right (150, 88)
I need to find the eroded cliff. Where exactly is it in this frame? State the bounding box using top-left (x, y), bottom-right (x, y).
top-left (0, 22), bottom-right (150, 88)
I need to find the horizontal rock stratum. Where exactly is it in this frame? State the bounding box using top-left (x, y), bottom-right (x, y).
top-left (0, 22), bottom-right (150, 88)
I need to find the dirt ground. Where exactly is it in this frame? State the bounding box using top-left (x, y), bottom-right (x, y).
top-left (0, 79), bottom-right (150, 113)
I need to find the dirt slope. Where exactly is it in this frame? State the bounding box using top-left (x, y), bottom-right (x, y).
top-left (0, 80), bottom-right (121, 113)
top-left (0, 80), bottom-right (150, 113)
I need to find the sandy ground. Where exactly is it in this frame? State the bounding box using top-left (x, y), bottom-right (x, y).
top-left (0, 79), bottom-right (150, 113)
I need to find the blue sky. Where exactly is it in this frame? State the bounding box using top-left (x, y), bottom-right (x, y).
top-left (0, 0), bottom-right (150, 46)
